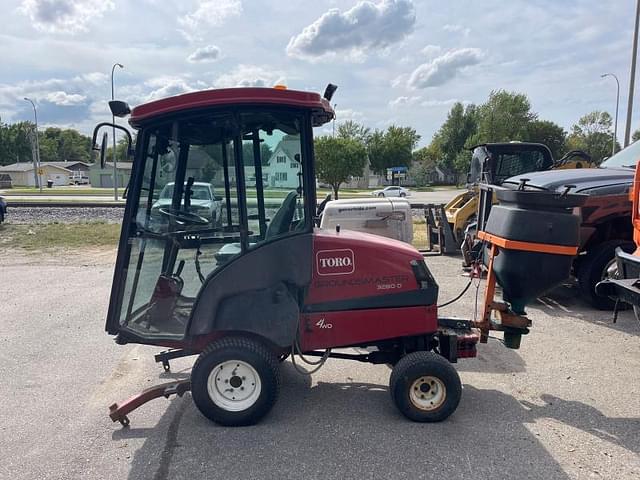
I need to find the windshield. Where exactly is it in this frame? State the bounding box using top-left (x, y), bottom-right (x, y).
top-left (159, 183), bottom-right (211, 200)
top-left (600, 140), bottom-right (640, 168)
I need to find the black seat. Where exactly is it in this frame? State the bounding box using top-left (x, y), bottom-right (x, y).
top-left (265, 191), bottom-right (297, 239)
top-left (215, 191), bottom-right (298, 265)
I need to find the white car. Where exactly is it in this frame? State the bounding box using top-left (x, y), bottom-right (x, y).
top-left (371, 186), bottom-right (411, 198)
top-left (151, 181), bottom-right (223, 227)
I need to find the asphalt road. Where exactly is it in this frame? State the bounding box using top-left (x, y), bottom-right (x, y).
top-left (2, 189), bottom-right (464, 206)
top-left (1, 249), bottom-right (638, 480)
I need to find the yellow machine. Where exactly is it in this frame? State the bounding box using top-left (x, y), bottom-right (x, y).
top-left (426, 143), bottom-right (592, 253)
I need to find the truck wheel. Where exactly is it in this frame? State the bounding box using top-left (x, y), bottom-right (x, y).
top-left (389, 351), bottom-right (461, 422)
top-left (578, 240), bottom-right (635, 310)
top-left (191, 336), bottom-right (280, 426)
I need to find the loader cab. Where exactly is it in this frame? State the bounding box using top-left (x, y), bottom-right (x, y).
top-left (95, 88), bottom-right (334, 344)
top-left (468, 142), bottom-right (554, 186)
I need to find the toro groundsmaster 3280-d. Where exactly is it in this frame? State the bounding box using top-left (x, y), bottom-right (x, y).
top-left (93, 85), bottom-right (585, 427)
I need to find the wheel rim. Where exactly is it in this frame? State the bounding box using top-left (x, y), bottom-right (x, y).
top-left (207, 360), bottom-right (262, 412)
top-left (602, 258), bottom-right (619, 281)
top-left (409, 376), bottom-right (446, 411)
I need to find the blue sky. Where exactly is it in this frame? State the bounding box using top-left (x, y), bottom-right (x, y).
top-left (0, 0), bottom-right (637, 146)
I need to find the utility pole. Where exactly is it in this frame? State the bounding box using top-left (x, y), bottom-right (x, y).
top-left (601, 73), bottom-right (620, 155)
top-left (333, 103), bottom-right (337, 137)
top-left (24, 97), bottom-right (42, 192)
top-left (625, 0), bottom-right (640, 147)
top-left (111, 63), bottom-right (124, 200)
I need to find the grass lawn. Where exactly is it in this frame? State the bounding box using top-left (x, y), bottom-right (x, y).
top-left (0, 222), bottom-right (121, 250)
top-left (0, 219), bottom-right (429, 251)
top-left (2, 187), bottom-right (114, 195)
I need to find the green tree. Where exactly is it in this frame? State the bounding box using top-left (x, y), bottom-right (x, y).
top-left (566, 111), bottom-right (614, 164)
top-left (337, 120), bottom-right (371, 144)
top-left (38, 127), bottom-right (92, 162)
top-left (0, 119), bottom-right (33, 166)
top-left (410, 144), bottom-right (439, 186)
top-left (315, 136), bottom-right (367, 199)
top-left (367, 125), bottom-right (420, 175)
top-left (431, 102), bottom-right (477, 172)
top-left (475, 90), bottom-right (536, 143)
top-left (525, 120), bottom-right (566, 159)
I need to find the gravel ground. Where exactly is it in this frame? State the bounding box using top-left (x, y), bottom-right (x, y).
top-left (5, 206), bottom-right (124, 224)
top-left (0, 247), bottom-right (638, 480)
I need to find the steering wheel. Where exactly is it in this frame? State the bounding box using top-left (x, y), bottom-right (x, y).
top-left (159, 207), bottom-right (210, 226)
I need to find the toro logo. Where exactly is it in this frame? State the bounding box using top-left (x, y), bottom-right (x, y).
top-left (316, 249), bottom-right (355, 276)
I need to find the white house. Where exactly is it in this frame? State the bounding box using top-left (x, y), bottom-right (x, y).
top-left (264, 137), bottom-right (302, 189)
top-left (0, 162), bottom-right (72, 186)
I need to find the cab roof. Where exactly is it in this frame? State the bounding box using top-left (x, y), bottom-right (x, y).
top-left (129, 87), bottom-right (335, 128)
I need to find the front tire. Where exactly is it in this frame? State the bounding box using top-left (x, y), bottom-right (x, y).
top-left (578, 240), bottom-right (635, 310)
top-left (400, 192), bottom-right (406, 198)
top-left (378, 193), bottom-right (385, 197)
top-left (191, 336), bottom-right (280, 426)
top-left (389, 351), bottom-right (461, 422)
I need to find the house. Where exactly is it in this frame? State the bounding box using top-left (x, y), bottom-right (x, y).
top-left (431, 166), bottom-right (458, 185)
top-left (89, 162), bottom-right (133, 188)
top-left (263, 137), bottom-right (301, 189)
top-left (0, 174), bottom-right (13, 189)
top-left (0, 162), bottom-right (73, 186)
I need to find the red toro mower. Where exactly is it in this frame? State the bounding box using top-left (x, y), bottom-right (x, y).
top-left (92, 85), bottom-right (585, 427)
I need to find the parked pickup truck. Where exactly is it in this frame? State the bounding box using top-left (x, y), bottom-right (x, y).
top-left (504, 140), bottom-right (639, 309)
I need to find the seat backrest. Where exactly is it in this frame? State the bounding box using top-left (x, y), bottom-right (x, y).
top-left (266, 191), bottom-right (298, 240)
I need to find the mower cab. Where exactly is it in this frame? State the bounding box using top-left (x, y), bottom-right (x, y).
top-left (94, 87), bottom-right (583, 428)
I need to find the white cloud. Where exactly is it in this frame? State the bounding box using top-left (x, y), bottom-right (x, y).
top-left (45, 91), bottom-right (87, 105)
top-left (77, 72), bottom-right (108, 85)
top-left (144, 77), bottom-right (195, 101)
top-left (389, 95), bottom-right (420, 108)
top-left (408, 48), bottom-right (484, 89)
top-left (214, 65), bottom-right (285, 88)
top-left (287, 0), bottom-right (416, 60)
top-left (420, 98), bottom-right (463, 107)
top-left (19, 0), bottom-right (114, 34)
top-left (187, 45), bottom-right (221, 63)
top-left (442, 23), bottom-right (470, 36)
top-left (335, 108), bottom-right (364, 122)
top-left (421, 45), bottom-right (442, 58)
top-left (179, 0), bottom-right (242, 31)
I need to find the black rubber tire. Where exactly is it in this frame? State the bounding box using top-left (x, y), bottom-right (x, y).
top-left (191, 336), bottom-right (280, 426)
top-left (400, 192), bottom-right (406, 197)
top-left (389, 351), bottom-right (461, 422)
top-left (577, 240), bottom-right (635, 310)
top-left (378, 193), bottom-right (385, 197)
top-left (0, 209), bottom-right (4, 224)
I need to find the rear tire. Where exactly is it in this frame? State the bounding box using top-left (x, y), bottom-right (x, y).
top-left (191, 336), bottom-right (280, 426)
top-left (389, 351), bottom-right (461, 422)
top-left (578, 240), bottom-right (635, 310)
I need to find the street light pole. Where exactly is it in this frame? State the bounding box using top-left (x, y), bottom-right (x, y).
top-left (111, 63), bottom-right (124, 201)
top-left (332, 103), bottom-right (337, 137)
top-left (24, 97), bottom-right (42, 192)
top-left (625, 0), bottom-right (640, 147)
top-left (601, 73), bottom-right (620, 156)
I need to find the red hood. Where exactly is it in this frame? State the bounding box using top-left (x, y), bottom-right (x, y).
top-left (313, 227), bottom-right (422, 259)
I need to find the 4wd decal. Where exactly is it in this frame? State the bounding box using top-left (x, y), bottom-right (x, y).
top-left (316, 249), bottom-right (355, 276)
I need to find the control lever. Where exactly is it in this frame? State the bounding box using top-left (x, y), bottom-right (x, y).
top-left (560, 184), bottom-right (576, 197)
top-left (517, 178), bottom-right (530, 191)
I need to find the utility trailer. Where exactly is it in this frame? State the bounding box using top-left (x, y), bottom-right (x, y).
top-left (91, 85), bottom-right (585, 427)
